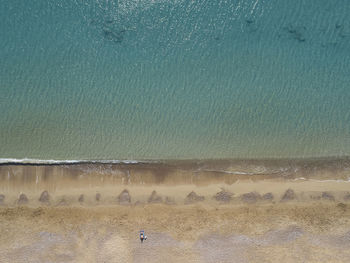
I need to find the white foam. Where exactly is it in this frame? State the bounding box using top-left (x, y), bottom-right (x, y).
top-left (200, 169), bottom-right (252, 175)
top-left (201, 168), bottom-right (287, 175)
top-left (0, 158), bottom-right (154, 165)
top-left (293, 177), bottom-right (350, 183)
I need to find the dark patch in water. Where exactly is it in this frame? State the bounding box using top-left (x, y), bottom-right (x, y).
top-left (245, 19), bottom-right (254, 24)
top-left (283, 25), bottom-right (307, 42)
top-left (104, 17), bottom-right (116, 24)
top-left (245, 18), bottom-right (258, 33)
top-left (95, 193), bottom-right (101, 201)
top-left (102, 26), bottom-right (126, 44)
top-left (335, 23), bottom-right (347, 39)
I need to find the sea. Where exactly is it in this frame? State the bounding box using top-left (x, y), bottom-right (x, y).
top-left (0, 0), bottom-right (349, 162)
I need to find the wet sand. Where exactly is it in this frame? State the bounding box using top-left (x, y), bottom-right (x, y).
top-left (1, 159), bottom-right (350, 262)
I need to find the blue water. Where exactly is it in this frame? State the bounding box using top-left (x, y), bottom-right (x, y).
top-left (0, 0), bottom-right (349, 160)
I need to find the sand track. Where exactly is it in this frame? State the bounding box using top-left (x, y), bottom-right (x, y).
top-left (1, 203), bottom-right (350, 262)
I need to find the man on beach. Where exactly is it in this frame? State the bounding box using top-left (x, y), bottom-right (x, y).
top-left (140, 230), bottom-right (147, 243)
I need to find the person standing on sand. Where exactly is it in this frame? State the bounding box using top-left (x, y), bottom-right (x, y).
top-left (140, 230), bottom-right (147, 243)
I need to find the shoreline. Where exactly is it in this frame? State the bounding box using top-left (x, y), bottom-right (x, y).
top-left (1, 158), bottom-right (350, 207)
top-left (0, 155), bottom-right (349, 165)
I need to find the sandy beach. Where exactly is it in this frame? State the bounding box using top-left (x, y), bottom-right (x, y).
top-left (1, 160), bottom-right (350, 262)
top-left (1, 203), bottom-right (350, 262)
top-left (1, 0), bottom-right (350, 261)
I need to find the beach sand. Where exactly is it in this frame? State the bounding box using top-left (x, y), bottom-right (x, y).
top-left (1, 203), bottom-right (350, 262)
top-left (1, 160), bottom-right (350, 262)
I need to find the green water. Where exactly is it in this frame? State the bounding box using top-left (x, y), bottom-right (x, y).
top-left (0, 0), bottom-right (349, 160)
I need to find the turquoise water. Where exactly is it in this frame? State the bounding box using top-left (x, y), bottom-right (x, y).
top-left (0, 0), bottom-right (349, 160)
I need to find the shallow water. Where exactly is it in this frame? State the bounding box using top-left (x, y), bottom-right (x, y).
top-left (1, 0), bottom-right (349, 160)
